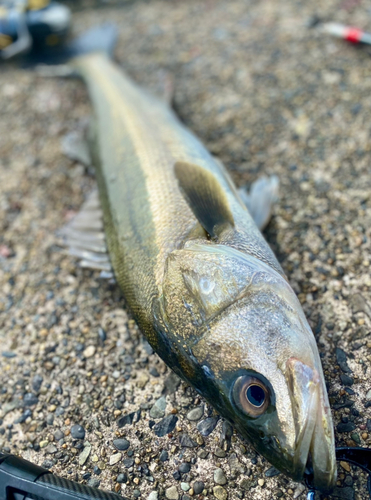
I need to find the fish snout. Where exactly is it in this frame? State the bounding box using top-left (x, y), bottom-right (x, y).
top-left (286, 357), bottom-right (337, 492)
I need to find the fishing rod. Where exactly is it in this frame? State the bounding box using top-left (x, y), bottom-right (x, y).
top-left (0, 452), bottom-right (126, 500)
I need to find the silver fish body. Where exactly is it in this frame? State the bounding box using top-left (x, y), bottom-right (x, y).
top-left (70, 52), bottom-right (336, 491)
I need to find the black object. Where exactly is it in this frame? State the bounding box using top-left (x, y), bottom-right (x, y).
top-left (0, 453), bottom-right (127, 500)
top-left (306, 447), bottom-right (371, 499)
top-left (0, 1), bottom-right (71, 60)
top-left (336, 447), bottom-right (371, 494)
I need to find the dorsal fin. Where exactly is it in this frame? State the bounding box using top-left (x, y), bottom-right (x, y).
top-left (174, 161), bottom-right (235, 238)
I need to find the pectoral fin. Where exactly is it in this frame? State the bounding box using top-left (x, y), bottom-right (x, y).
top-left (174, 161), bottom-right (235, 238)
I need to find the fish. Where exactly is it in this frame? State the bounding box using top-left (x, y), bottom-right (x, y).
top-left (61, 49), bottom-right (336, 492)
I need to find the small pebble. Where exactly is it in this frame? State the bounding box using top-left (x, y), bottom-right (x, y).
top-left (165, 485), bottom-right (179, 500)
top-left (136, 372), bottom-right (149, 388)
top-left (148, 492), bottom-right (158, 500)
top-left (159, 450), bottom-right (169, 462)
top-left (87, 478), bottom-right (100, 488)
top-left (181, 483), bottom-right (190, 492)
top-left (214, 448), bottom-right (226, 458)
top-left (83, 345), bottom-right (96, 358)
top-left (193, 481), bottom-right (204, 495)
top-left (265, 466), bottom-right (280, 477)
top-left (214, 468), bottom-right (227, 485)
top-left (41, 460), bottom-right (54, 469)
top-left (213, 485), bottom-right (227, 500)
top-left (1, 351), bottom-right (16, 358)
top-left (109, 453), bottom-right (122, 465)
top-left (153, 414), bottom-right (178, 437)
top-left (150, 396), bottom-right (167, 419)
top-left (117, 473), bottom-right (128, 483)
top-left (197, 417), bottom-right (219, 436)
top-left (45, 444), bottom-right (57, 454)
top-left (179, 463), bottom-right (191, 474)
top-left (54, 429), bottom-right (64, 441)
top-left (337, 422), bottom-right (355, 433)
top-left (180, 434), bottom-right (197, 448)
top-left (186, 406), bottom-right (204, 421)
top-left (113, 438), bottom-right (130, 451)
top-left (79, 442), bottom-right (91, 466)
top-left (31, 374), bottom-right (43, 392)
top-left (23, 393), bottom-right (38, 406)
top-left (258, 479), bottom-right (265, 487)
top-left (71, 424), bottom-right (85, 439)
top-left (340, 461), bottom-right (351, 472)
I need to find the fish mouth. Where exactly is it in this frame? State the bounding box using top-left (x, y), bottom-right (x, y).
top-left (286, 358), bottom-right (337, 492)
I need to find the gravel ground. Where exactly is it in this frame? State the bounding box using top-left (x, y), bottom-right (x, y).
top-left (1, 1), bottom-right (371, 499)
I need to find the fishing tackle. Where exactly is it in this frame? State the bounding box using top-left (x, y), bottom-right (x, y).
top-left (0, 0), bottom-right (70, 59)
top-left (0, 452), bottom-right (125, 500)
top-left (306, 447), bottom-right (371, 499)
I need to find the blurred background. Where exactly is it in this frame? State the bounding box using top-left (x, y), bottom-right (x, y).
top-left (0, 1), bottom-right (371, 499)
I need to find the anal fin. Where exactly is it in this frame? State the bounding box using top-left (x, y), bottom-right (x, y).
top-left (59, 189), bottom-right (113, 274)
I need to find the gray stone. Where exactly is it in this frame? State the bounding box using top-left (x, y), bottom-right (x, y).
top-left (179, 463), bottom-right (191, 474)
top-left (113, 438), bottom-right (130, 451)
top-left (197, 417), bottom-right (219, 436)
top-left (186, 406), bottom-right (204, 421)
top-left (45, 444), bottom-right (57, 454)
top-left (164, 372), bottom-right (181, 394)
top-left (265, 466), bottom-right (280, 477)
top-left (79, 442), bottom-right (91, 465)
top-left (192, 481), bottom-right (205, 495)
top-left (160, 450), bottom-right (169, 462)
top-left (180, 434), bottom-right (197, 448)
top-left (54, 429), bottom-right (64, 441)
top-left (336, 348), bottom-right (352, 373)
top-left (150, 396), bottom-right (167, 419)
top-left (337, 422), bottom-right (356, 433)
top-left (214, 468), bottom-right (227, 485)
top-left (147, 492), bottom-right (158, 500)
top-left (109, 452), bottom-right (122, 465)
top-left (32, 374), bottom-right (43, 392)
top-left (23, 393), bottom-right (38, 406)
top-left (165, 486), bottom-right (179, 500)
top-left (87, 478), bottom-right (100, 488)
top-left (153, 414), bottom-right (178, 437)
top-left (71, 424), bottom-right (85, 440)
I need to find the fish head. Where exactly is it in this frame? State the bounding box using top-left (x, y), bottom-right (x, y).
top-left (161, 241), bottom-right (336, 492)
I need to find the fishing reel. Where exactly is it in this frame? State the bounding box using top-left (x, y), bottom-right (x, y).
top-left (0, 0), bottom-right (71, 59)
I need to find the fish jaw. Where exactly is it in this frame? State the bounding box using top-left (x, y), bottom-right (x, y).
top-left (286, 358), bottom-right (337, 491)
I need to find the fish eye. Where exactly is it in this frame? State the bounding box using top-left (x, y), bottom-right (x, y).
top-left (232, 375), bottom-right (270, 418)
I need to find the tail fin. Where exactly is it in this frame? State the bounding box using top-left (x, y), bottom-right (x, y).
top-left (63, 23), bottom-right (118, 60)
